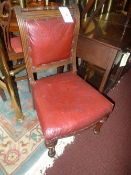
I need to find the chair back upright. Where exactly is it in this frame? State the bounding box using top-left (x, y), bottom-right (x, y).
top-left (14, 5), bottom-right (80, 86)
top-left (0, 1), bottom-right (12, 52)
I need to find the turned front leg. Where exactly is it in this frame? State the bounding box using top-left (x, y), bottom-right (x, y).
top-left (93, 115), bottom-right (109, 134)
top-left (45, 140), bottom-right (57, 158)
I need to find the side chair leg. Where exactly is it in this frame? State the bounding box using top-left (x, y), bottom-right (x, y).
top-left (93, 116), bottom-right (109, 134)
top-left (6, 76), bottom-right (24, 122)
top-left (57, 66), bottom-right (64, 73)
top-left (45, 140), bottom-right (57, 158)
top-left (0, 88), bottom-right (7, 101)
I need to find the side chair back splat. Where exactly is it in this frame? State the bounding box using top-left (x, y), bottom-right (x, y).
top-left (14, 5), bottom-right (114, 157)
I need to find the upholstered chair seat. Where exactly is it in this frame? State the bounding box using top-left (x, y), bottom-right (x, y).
top-left (33, 72), bottom-right (113, 141)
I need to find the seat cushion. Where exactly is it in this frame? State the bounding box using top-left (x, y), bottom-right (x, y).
top-left (33, 72), bottom-right (113, 141)
top-left (11, 36), bottom-right (22, 53)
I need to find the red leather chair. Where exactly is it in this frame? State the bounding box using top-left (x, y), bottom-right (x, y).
top-left (15, 4), bottom-right (114, 157)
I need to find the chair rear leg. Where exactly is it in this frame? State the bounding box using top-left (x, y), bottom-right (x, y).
top-left (0, 88), bottom-right (7, 101)
top-left (93, 115), bottom-right (109, 134)
top-left (45, 140), bottom-right (57, 158)
top-left (57, 66), bottom-right (64, 73)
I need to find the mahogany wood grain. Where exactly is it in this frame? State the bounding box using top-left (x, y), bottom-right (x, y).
top-left (77, 10), bottom-right (131, 92)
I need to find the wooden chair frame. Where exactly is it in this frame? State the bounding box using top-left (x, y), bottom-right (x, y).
top-left (14, 4), bottom-right (113, 157)
top-left (14, 5), bottom-right (80, 156)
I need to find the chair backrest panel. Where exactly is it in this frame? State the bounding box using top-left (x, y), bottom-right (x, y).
top-left (15, 5), bottom-right (80, 82)
top-left (26, 18), bottom-right (75, 66)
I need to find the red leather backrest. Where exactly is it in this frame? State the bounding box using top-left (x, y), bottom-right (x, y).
top-left (26, 18), bottom-right (75, 67)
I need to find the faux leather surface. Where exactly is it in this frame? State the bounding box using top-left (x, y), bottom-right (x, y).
top-left (26, 18), bottom-right (75, 66)
top-left (11, 36), bottom-right (22, 53)
top-left (33, 72), bottom-right (113, 141)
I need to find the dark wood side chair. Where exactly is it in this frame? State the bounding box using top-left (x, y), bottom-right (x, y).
top-left (0, 0), bottom-right (29, 117)
top-left (0, 0), bottom-right (27, 81)
top-left (14, 4), bottom-right (114, 157)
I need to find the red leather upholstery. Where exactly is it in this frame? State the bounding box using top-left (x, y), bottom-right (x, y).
top-left (26, 18), bottom-right (75, 66)
top-left (11, 36), bottom-right (22, 53)
top-left (33, 72), bottom-right (113, 141)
